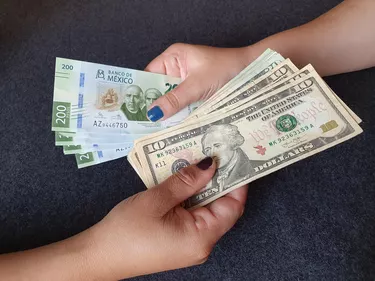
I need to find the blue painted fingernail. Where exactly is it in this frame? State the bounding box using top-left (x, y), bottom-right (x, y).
top-left (147, 106), bottom-right (164, 122)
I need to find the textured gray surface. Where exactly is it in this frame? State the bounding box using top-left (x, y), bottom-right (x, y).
top-left (0, 0), bottom-right (374, 280)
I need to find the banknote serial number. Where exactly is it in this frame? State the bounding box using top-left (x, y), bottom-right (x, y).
top-left (269, 124), bottom-right (313, 147)
top-left (155, 141), bottom-right (197, 158)
top-left (93, 120), bottom-right (128, 128)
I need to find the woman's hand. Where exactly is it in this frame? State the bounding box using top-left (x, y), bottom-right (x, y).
top-left (145, 43), bottom-right (253, 121)
top-left (89, 157), bottom-right (248, 280)
top-left (0, 158), bottom-right (247, 281)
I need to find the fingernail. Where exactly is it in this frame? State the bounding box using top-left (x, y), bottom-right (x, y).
top-left (147, 106), bottom-right (164, 122)
top-left (197, 157), bottom-right (213, 170)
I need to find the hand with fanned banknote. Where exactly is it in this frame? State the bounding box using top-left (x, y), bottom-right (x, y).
top-left (129, 47), bottom-right (362, 210)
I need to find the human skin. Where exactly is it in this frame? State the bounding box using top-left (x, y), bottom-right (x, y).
top-left (2, 0), bottom-right (375, 280)
top-left (145, 0), bottom-right (375, 121)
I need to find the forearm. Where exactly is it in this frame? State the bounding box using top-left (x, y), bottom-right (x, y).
top-left (0, 227), bottom-right (110, 281)
top-left (247, 0), bottom-right (375, 76)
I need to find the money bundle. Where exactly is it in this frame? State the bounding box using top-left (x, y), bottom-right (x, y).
top-left (127, 49), bottom-right (363, 209)
top-left (52, 58), bottom-right (200, 168)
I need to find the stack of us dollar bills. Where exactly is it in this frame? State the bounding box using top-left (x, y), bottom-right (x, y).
top-left (126, 49), bottom-right (363, 209)
top-left (52, 49), bottom-right (362, 209)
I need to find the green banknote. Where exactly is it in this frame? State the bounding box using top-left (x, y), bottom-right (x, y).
top-left (55, 132), bottom-right (146, 146)
top-left (63, 142), bottom-right (133, 155)
top-left (52, 58), bottom-right (200, 135)
top-left (75, 146), bottom-right (132, 168)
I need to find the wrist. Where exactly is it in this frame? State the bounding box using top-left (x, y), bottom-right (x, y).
top-left (39, 219), bottom-right (134, 281)
top-left (63, 226), bottom-right (104, 281)
top-left (82, 218), bottom-right (137, 281)
top-left (245, 25), bottom-right (314, 70)
top-left (40, 227), bottom-right (107, 281)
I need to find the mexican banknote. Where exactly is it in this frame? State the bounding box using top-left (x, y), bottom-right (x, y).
top-left (75, 146), bottom-right (133, 168)
top-left (52, 57), bottom-right (200, 135)
top-left (51, 58), bottom-right (200, 167)
top-left (55, 131), bottom-right (146, 146)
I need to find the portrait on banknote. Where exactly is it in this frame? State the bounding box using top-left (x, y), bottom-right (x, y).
top-left (120, 85), bottom-right (148, 121)
top-left (201, 124), bottom-right (254, 191)
top-left (144, 88), bottom-right (162, 110)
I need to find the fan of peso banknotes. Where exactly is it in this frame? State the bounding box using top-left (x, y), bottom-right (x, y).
top-left (52, 49), bottom-right (363, 209)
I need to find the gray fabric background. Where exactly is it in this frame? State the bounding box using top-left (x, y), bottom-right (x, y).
top-left (0, 0), bottom-right (374, 280)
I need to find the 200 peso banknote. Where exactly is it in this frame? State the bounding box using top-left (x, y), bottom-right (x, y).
top-left (52, 58), bottom-right (200, 135)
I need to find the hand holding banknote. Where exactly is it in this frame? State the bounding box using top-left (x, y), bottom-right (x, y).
top-left (0, 159), bottom-right (247, 280)
top-left (92, 157), bottom-right (247, 279)
top-left (145, 43), bottom-right (253, 121)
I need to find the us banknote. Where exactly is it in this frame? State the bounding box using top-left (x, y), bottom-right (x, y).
top-left (210, 64), bottom-right (362, 124)
top-left (194, 49), bottom-right (276, 111)
top-left (127, 148), bottom-right (145, 182)
top-left (188, 49), bottom-right (284, 119)
top-left (133, 72), bottom-right (362, 208)
top-left (206, 58), bottom-right (299, 113)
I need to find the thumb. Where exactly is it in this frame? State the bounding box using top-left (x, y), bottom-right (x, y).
top-left (147, 157), bottom-right (216, 215)
top-left (147, 76), bottom-right (208, 122)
